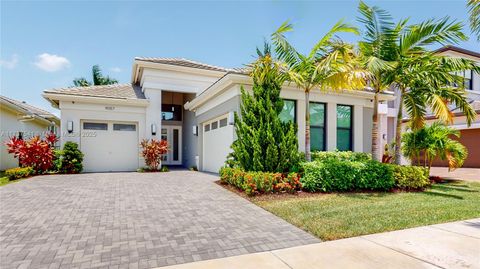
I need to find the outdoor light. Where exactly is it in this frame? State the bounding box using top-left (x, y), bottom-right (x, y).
top-left (228, 112), bottom-right (235, 125)
top-left (378, 103), bottom-right (388, 115)
top-left (151, 123), bottom-right (157, 136)
top-left (67, 121), bottom-right (73, 133)
top-left (192, 125), bottom-right (198, 136)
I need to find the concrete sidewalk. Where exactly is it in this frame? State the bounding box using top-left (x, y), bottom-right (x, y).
top-left (159, 218), bottom-right (480, 269)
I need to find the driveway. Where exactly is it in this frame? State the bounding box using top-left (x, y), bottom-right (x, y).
top-left (430, 167), bottom-right (480, 181)
top-left (0, 171), bottom-right (318, 269)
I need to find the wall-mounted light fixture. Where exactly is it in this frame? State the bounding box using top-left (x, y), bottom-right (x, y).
top-left (228, 112), bottom-right (235, 125)
top-left (382, 134), bottom-right (387, 140)
top-left (378, 103), bottom-right (388, 115)
top-left (192, 125), bottom-right (198, 136)
top-left (67, 121), bottom-right (73, 133)
top-left (151, 123), bottom-right (157, 136)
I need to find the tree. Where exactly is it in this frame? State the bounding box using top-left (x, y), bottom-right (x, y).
top-left (467, 0), bottom-right (480, 41)
top-left (229, 44), bottom-right (299, 172)
top-left (272, 20), bottom-right (365, 161)
top-left (402, 122), bottom-right (468, 171)
top-left (73, 65), bottom-right (118, 87)
top-left (357, 1), bottom-right (474, 162)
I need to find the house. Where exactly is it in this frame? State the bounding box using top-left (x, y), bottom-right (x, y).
top-left (395, 46), bottom-right (480, 168)
top-left (0, 95), bottom-right (60, 170)
top-left (43, 57), bottom-right (395, 173)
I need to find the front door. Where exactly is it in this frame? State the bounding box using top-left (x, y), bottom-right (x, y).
top-left (161, 126), bottom-right (182, 165)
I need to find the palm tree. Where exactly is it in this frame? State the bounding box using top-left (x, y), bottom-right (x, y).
top-left (73, 65), bottom-right (118, 87)
top-left (402, 122), bottom-right (468, 171)
top-left (271, 20), bottom-right (366, 161)
top-left (467, 0), bottom-right (480, 41)
top-left (357, 1), bottom-right (475, 162)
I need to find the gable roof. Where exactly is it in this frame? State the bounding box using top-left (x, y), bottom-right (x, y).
top-left (434, 45), bottom-right (480, 59)
top-left (0, 95), bottom-right (58, 123)
top-left (134, 57), bottom-right (248, 74)
top-left (44, 83), bottom-right (146, 100)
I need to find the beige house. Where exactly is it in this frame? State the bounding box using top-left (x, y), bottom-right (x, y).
top-left (0, 95), bottom-right (60, 170)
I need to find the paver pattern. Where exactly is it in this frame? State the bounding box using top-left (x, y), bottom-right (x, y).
top-left (0, 171), bottom-right (318, 269)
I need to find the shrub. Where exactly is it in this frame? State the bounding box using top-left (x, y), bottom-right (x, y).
top-left (160, 166), bottom-right (169, 172)
top-left (53, 149), bottom-right (63, 172)
top-left (301, 159), bottom-right (394, 192)
top-left (392, 165), bottom-right (430, 190)
top-left (140, 139), bottom-right (168, 171)
top-left (5, 167), bottom-right (34, 180)
top-left (5, 133), bottom-right (58, 173)
top-left (59, 142), bottom-right (84, 174)
top-left (311, 151), bottom-right (371, 163)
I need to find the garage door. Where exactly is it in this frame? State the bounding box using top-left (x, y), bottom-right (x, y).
top-left (431, 128), bottom-right (480, 168)
top-left (81, 121), bottom-right (139, 172)
top-left (203, 116), bottom-right (234, 173)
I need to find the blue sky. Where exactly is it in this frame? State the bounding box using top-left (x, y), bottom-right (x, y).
top-left (1, 0), bottom-right (478, 114)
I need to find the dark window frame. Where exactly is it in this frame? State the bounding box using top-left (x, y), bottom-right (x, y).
top-left (280, 99), bottom-right (297, 123)
top-left (83, 122), bottom-right (108, 131)
top-left (336, 104), bottom-right (353, 151)
top-left (310, 102), bottom-right (326, 151)
top-left (161, 104), bottom-right (183, 121)
top-left (113, 123), bottom-right (136, 131)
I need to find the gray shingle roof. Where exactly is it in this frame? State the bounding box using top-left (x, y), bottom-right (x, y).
top-left (135, 57), bottom-right (248, 74)
top-left (0, 95), bottom-right (58, 120)
top-left (44, 83), bottom-right (146, 100)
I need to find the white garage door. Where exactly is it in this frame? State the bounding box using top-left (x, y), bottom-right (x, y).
top-left (203, 116), bottom-right (234, 173)
top-left (81, 121), bottom-right (139, 172)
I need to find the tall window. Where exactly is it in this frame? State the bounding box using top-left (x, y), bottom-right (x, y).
top-left (310, 102), bottom-right (326, 151)
top-left (337, 105), bottom-right (353, 151)
top-left (279, 99), bottom-right (296, 123)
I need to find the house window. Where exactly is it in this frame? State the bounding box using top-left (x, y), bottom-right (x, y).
top-left (83, 122), bottom-right (108, 130)
top-left (204, 124), bottom-right (210, 132)
top-left (219, 118), bottom-right (228, 127)
top-left (279, 99), bottom-right (296, 123)
top-left (337, 105), bottom-right (353, 151)
top-left (113, 124), bottom-right (136, 131)
top-left (310, 102), bottom-right (326, 151)
top-left (161, 104), bottom-right (182, 121)
top-left (464, 70), bottom-right (473, 91)
top-left (211, 121), bottom-right (218, 130)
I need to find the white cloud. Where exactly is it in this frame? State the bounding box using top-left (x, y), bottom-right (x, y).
top-left (110, 67), bottom-right (122, 73)
top-left (34, 53), bottom-right (70, 72)
top-left (0, 54), bottom-right (19, 69)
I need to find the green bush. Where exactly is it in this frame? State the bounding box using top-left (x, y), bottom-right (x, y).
top-left (59, 142), bottom-right (84, 174)
top-left (301, 159), bottom-right (394, 192)
top-left (392, 165), bottom-right (430, 190)
top-left (311, 151), bottom-right (371, 163)
top-left (5, 167), bottom-right (34, 180)
top-left (53, 149), bottom-right (63, 172)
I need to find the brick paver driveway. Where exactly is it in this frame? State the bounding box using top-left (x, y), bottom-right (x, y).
top-left (0, 171), bottom-right (318, 269)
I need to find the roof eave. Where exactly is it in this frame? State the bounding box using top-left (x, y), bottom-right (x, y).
top-left (42, 92), bottom-right (150, 107)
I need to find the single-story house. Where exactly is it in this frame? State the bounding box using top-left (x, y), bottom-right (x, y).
top-left (43, 57), bottom-right (395, 173)
top-left (0, 95), bottom-right (60, 170)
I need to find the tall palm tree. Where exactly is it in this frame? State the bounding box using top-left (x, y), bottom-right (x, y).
top-left (271, 20), bottom-right (366, 161)
top-left (73, 65), bottom-right (118, 87)
top-left (467, 0), bottom-right (480, 41)
top-left (357, 1), bottom-right (474, 162)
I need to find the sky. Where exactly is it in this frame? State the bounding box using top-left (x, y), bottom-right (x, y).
top-left (1, 0), bottom-right (478, 115)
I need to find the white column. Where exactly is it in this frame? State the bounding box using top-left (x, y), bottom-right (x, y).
top-left (327, 102), bottom-right (337, 151)
top-left (353, 105), bottom-right (363, 152)
top-left (297, 99), bottom-right (306, 152)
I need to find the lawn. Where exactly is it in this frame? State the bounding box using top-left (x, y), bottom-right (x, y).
top-left (251, 181), bottom-right (480, 241)
top-left (0, 171), bottom-right (9, 186)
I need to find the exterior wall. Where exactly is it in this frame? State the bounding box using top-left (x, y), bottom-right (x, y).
top-left (182, 93), bottom-right (198, 169)
top-left (0, 106), bottom-right (52, 170)
top-left (58, 101), bottom-right (146, 168)
top-left (363, 108), bottom-right (373, 154)
top-left (144, 88), bottom-right (162, 140)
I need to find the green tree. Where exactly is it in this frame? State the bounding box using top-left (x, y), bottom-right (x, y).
top-left (467, 0), bottom-right (480, 41)
top-left (402, 122), bottom-right (468, 171)
top-left (230, 44), bottom-right (299, 172)
top-left (73, 65), bottom-right (118, 87)
top-left (272, 21), bottom-right (365, 161)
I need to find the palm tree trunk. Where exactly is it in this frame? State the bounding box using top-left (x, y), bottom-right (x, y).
top-left (371, 92), bottom-right (380, 161)
top-left (305, 90), bottom-right (311, 162)
top-left (394, 89), bottom-right (404, 164)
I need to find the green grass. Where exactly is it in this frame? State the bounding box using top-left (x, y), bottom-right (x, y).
top-left (252, 181), bottom-right (480, 241)
top-left (0, 171), bottom-right (9, 186)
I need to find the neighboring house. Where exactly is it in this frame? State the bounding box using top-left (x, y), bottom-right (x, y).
top-left (0, 95), bottom-right (60, 170)
top-left (396, 46), bottom-right (480, 168)
top-left (43, 57), bottom-right (395, 173)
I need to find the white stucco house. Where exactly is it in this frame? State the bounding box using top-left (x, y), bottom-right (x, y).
top-left (0, 95), bottom-right (60, 170)
top-left (43, 57), bottom-right (396, 173)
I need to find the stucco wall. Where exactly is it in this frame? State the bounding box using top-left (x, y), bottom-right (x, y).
top-left (182, 93), bottom-right (198, 169)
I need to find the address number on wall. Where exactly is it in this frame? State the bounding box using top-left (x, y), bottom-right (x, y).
top-left (105, 106), bottom-right (115, 110)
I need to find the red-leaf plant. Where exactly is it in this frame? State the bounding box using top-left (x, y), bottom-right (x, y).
top-left (5, 132), bottom-right (58, 174)
top-left (140, 139), bottom-right (169, 171)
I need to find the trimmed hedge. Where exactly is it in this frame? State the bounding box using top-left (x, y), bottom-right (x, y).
top-left (5, 167), bottom-right (34, 180)
top-left (311, 151), bottom-right (371, 163)
top-left (301, 159), bottom-right (394, 192)
top-left (393, 165), bottom-right (430, 190)
top-left (219, 167), bottom-right (301, 196)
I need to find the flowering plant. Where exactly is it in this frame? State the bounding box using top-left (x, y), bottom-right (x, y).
top-left (140, 139), bottom-right (169, 171)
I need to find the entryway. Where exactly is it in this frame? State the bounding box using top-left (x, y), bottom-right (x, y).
top-left (161, 125), bottom-right (182, 165)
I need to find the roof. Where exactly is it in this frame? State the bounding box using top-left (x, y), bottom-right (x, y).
top-left (44, 83), bottom-right (146, 100)
top-left (434, 45), bottom-right (480, 59)
top-left (0, 95), bottom-right (58, 122)
top-left (134, 57), bottom-right (248, 74)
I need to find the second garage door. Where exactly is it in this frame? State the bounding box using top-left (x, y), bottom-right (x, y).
top-left (81, 121), bottom-right (139, 172)
top-left (203, 116), bottom-right (234, 173)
